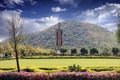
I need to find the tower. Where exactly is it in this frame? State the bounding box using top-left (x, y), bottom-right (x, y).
top-left (56, 22), bottom-right (63, 54)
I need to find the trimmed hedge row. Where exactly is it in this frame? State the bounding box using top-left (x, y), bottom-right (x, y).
top-left (0, 72), bottom-right (120, 80)
top-left (22, 56), bottom-right (120, 59)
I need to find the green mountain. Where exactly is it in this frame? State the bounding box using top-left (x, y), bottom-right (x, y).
top-left (25, 21), bottom-right (118, 50)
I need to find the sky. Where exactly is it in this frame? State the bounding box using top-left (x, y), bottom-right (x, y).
top-left (0, 0), bottom-right (120, 41)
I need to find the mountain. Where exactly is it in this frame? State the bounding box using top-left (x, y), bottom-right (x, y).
top-left (24, 21), bottom-right (118, 50)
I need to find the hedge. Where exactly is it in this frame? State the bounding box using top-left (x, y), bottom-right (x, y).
top-left (0, 72), bottom-right (120, 80)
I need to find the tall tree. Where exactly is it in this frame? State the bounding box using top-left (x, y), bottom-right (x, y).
top-left (7, 15), bottom-right (24, 72)
top-left (116, 11), bottom-right (120, 43)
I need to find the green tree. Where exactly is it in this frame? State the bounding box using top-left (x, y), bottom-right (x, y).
top-left (102, 48), bottom-right (109, 56)
top-left (112, 47), bottom-right (119, 56)
top-left (0, 43), bottom-right (4, 53)
top-left (71, 48), bottom-right (77, 56)
top-left (0, 42), bottom-right (4, 57)
top-left (116, 12), bottom-right (120, 43)
top-left (60, 48), bottom-right (68, 56)
top-left (90, 48), bottom-right (99, 56)
top-left (4, 43), bottom-right (14, 58)
top-left (27, 45), bottom-right (35, 55)
top-left (80, 47), bottom-right (88, 56)
top-left (17, 44), bottom-right (26, 57)
top-left (48, 49), bottom-right (56, 55)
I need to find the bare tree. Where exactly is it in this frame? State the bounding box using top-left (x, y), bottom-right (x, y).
top-left (7, 14), bottom-right (24, 72)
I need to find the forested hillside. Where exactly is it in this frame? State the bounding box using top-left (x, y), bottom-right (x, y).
top-left (24, 21), bottom-right (117, 50)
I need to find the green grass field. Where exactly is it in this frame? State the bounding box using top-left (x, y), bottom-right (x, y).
top-left (0, 59), bottom-right (120, 72)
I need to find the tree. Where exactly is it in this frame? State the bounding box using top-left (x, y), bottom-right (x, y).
top-left (112, 47), bottom-right (119, 56)
top-left (116, 12), bottom-right (120, 43)
top-left (7, 15), bottom-right (24, 72)
top-left (0, 42), bottom-right (4, 58)
top-left (4, 43), bottom-right (14, 58)
top-left (80, 47), bottom-right (88, 56)
top-left (48, 49), bottom-right (56, 55)
top-left (0, 42), bottom-right (4, 53)
top-left (90, 48), bottom-right (99, 56)
top-left (17, 44), bottom-right (26, 57)
top-left (71, 48), bottom-right (77, 56)
top-left (60, 48), bottom-right (67, 56)
top-left (102, 48), bottom-right (109, 56)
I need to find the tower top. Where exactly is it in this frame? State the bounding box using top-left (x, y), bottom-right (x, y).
top-left (58, 22), bottom-right (61, 29)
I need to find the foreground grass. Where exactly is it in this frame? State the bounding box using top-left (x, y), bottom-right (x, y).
top-left (0, 58), bottom-right (120, 72)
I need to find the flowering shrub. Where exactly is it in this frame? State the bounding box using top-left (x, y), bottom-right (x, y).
top-left (0, 71), bottom-right (119, 80)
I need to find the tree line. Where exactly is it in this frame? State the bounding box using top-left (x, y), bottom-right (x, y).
top-left (0, 42), bottom-right (56, 58)
top-left (0, 42), bottom-right (119, 58)
top-left (60, 47), bottom-right (120, 56)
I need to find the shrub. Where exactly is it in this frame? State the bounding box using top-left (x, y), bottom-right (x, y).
top-left (0, 68), bottom-right (15, 70)
top-left (68, 64), bottom-right (81, 72)
top-left (39, 68), bottom-right (57, 70)
top-left (0, 72), bottom-right (120, 80)
top-left (22, 68), bottom-right (35, 72)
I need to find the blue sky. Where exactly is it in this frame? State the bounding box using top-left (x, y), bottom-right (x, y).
top-left (0, 0), bottom-right (120, 41)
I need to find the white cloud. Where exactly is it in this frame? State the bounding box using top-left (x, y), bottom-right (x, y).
top-left (56, 0), bottom-right (79, 7)
top-left (0, 4), bottom-right (6, 7)
top-left (4, 0), bottom-right (24, 7)
top-left (0, 10), bottom-right (22, 41)
top-left (79, 3), bottom-right (120, 32)
top-left (51, 7), bottom-right (66, 12)
top-left (0, 0), bottom-right (37, 8)
top-left (29, 0), bottom-right (37, 5)
top-left (24, 16), bottom-right (62, 33)
top-left (0, 10), bottom-right (63, 41)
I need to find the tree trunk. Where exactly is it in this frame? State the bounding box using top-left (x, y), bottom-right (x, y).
top-left (13, 24), bottom-right (20, 72)
top-left (14, 43), bottom-right (20, 72)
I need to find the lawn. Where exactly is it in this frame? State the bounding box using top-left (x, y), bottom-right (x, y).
top-left (0, 59), bottom-right (120, 72)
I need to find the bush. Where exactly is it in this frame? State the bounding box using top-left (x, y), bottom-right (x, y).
top-left (0, 68), bottom-right (15, 70)
top-left (39, 68), bottom-right (57, 70)
top-left (91, 67), bottom-right (113, 72)
top-left (22, 68), bottom-right (35, 72)
top-left (68, 64), bottom-right (81, 72)
top-left (0, 72), bottom-right (119, 80)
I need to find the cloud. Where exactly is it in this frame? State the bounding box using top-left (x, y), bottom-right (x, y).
top-left (0, 4), bottom-right (6, 7)
top-left (0, 0), bottom-right (37, 8)
top-left (79, 3), bottom-right (120, 32)
top-left (24, 16), bottom-right (62, 33)
top-left (0, 10), bottom-right (21, 41)
top-left (4, 0), bottom-right (24, 7)
top-left (56, 0), bottom-right (79, 7)
top-left (102, 23), bottom-right (117, 32)
top-left (30, 0), bottom-right (37, 5)
top-left (0, 10), bottom-right (62, 41)
top-left (51, 7), bottom-right (66, 12)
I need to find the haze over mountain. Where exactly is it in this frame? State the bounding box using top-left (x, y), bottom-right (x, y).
top-left (24, 21), bottom-right (118, 50)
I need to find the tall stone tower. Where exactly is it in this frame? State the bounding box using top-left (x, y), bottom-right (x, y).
top-left (56, 22), bottom-right (63, 54)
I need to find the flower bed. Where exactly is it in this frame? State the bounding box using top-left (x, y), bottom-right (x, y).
top-left (0, 72), bottom-right (120, 80)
